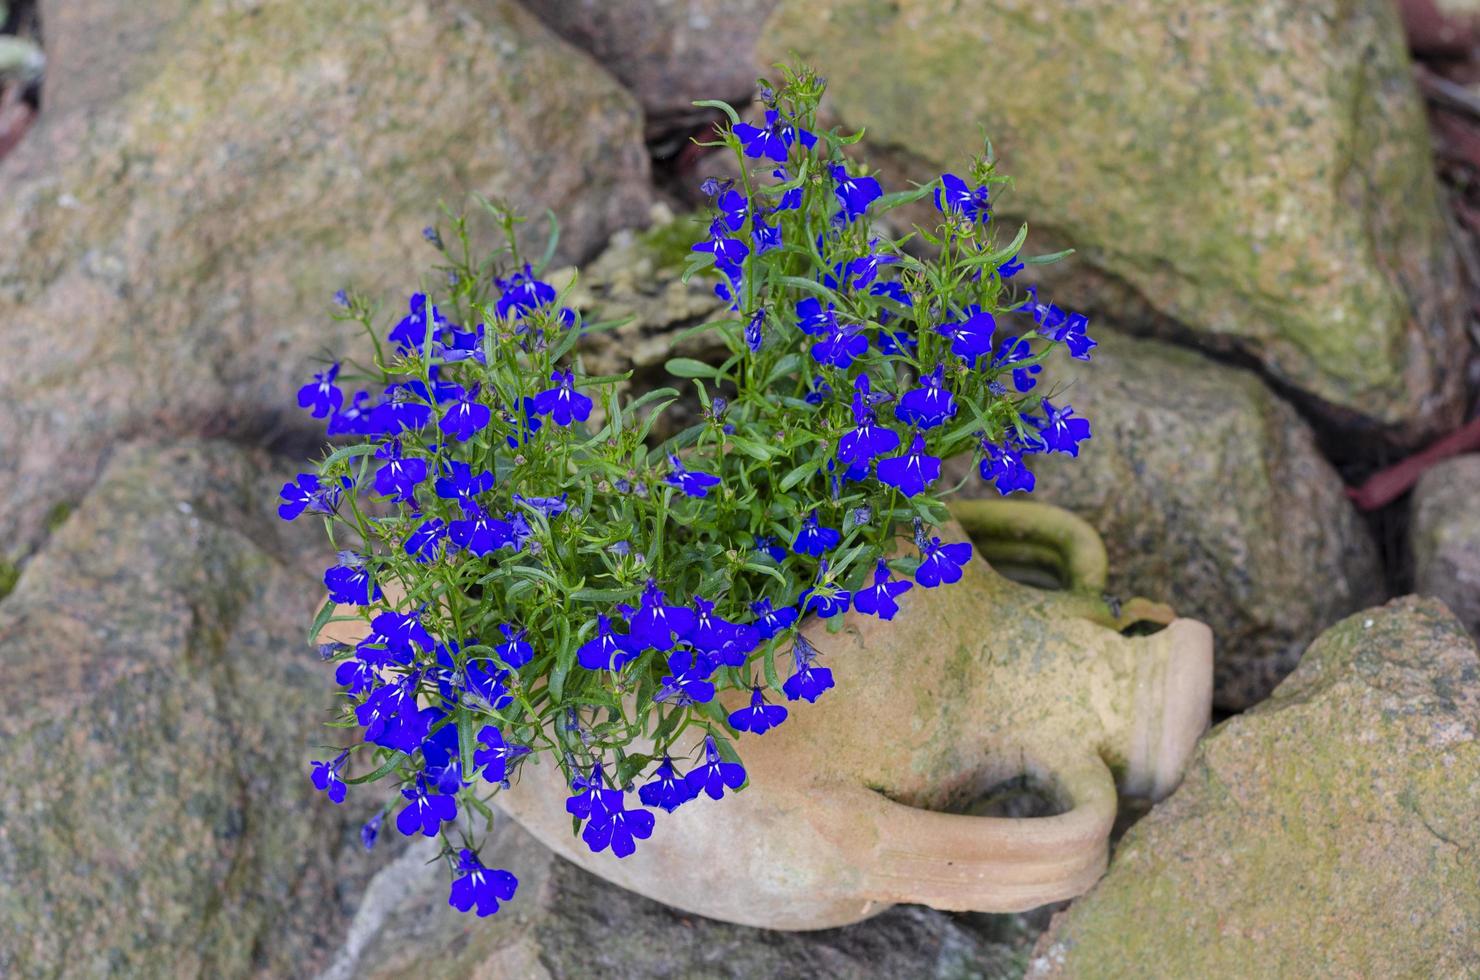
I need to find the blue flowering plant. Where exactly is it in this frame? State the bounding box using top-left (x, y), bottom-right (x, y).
top-left (285, 64), bottom-right (1095, 917)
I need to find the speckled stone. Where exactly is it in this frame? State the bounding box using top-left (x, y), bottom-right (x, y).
top-left (0, 0), bottom-right (653, 557)
top-left (1027, 597), bottom-right (1480, 978)
top-left (758, 0), bottom-right (1470, 444)
top-left (1412, 454), bottom-right (1480, 640)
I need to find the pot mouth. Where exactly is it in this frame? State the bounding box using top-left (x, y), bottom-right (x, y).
top-left (946, 498), bottom-right (1109, 595)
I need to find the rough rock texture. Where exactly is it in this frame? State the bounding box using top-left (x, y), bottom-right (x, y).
top-left (0, 440), bottom-right (375, 977)
top-left (0, 0), bottom-right (653, 558)
top-left (1027, 597), bottom-right (1480, 977)
top-left (759, 0), bottom-right (1471, 444)
top-left (1412, 454), bottom-right (1480, 639)
top-left (319, 818), bottom-right (1035, 980)
top-left (951, 332), bottom-right (1383, 710)
top-left (524, 0), bottom-right (778, 126)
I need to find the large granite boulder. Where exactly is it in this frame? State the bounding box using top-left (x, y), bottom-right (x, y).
top-left (952, 332), bottom-right (1383, 710)
top-left (758, 0), bottom-right (1470, 445)
top-left (1028, 597), bottom-right (1480, 977)
top-left (1412, 454), bottom-right (1480, 639)
top-left (0, 440), bottom-right (373, 977)
top-left (0, 0), bottom-right (653, 558)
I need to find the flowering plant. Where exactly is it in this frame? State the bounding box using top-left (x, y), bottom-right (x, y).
top-left (285, 65), bottom-right (1094, 917)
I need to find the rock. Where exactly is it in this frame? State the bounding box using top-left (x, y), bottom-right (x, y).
top-left (950, 332), bottom-right (1383, 710)
top-left (1412, 454), bottom-right (1480, 639)
top-left (0, 0), bottom-right (653, 557)
top-left (1027, 597), bottom-right (1480, 977)
top-left (758, 0), bottom-right (1470, 445)
top-left (319, 816), bottom-right (1035, 980)
top-left (0, 440), bottom-right (376, 977)
top-left (524, 0), bottom-right (778, 127)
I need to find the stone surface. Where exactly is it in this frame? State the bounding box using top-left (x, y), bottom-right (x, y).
top-left (0, 440), bottom-right (375, 977)
top-left (1027, 597), bottom-right (1480, 977)
top-left (523, 0), bottom-right (778, 127)
top-left (758, 0), bottom-right (1470, 444)
top-left (1412, 454), bottom-right (1480, 639)
top-left (319, 818), bottom-right (1036, 980)
top-left (950, 332), bottom-right (1383, 710)
top-left (0, 0), bottom-right (653, 558)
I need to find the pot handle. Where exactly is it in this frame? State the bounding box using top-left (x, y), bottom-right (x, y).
top-left (806, 753), bottom-right (1117, 914)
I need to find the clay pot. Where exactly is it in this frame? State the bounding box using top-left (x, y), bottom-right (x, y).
top-left (322, 499), bottom-right (1213, 929)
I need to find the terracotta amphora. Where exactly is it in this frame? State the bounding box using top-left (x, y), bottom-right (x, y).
top-left (322, 499), bottom-right (1213, 930)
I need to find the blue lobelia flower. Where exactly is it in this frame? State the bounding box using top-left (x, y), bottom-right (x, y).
top-left (841, 241), bottom-right (898, 290)
top-left (629, 581), bottom-right (697, 652)
top-left (782, 632), bottom-right (835, 703)
top-left (404, 517), bottom-right (449, 563)
top-left (804, 375), bottom-right (833, 406)
top-left (324, 553), bottom-right (381, 606)
top-left (752, 215), bottom-right (782, 254)
top-left (396, 776), bottom-right (458, 838)
top-left (934, 172), bottom-right (991, 222)
top-left (877, 432), bottom-right (942, 498)
top-left (654, 649), bottom-right (716, 705)
top-left (389, 293), bottom-right (450, 354)
top-left (369, 609), bottom-right (435, 663)
top-left (937, 305), bottom-right (996, 364)
top-left (796, 297), bottom-right (838, 337)
top-left (733, 108), bottom-right (818, 162)
top-left (437, 322), bottom-right (486, 364)
top-left (749, 597), bottom-right (799, 639)
top-left (997, 252), bottom-right (1024, 279)
top-left (979, 436), bottom-right (1038, 494)
top-left (716, 189), bottom-right (749, 231)
top-left (436, 461), bottom-right (494, 510)
top-left (1030, 400), bottom-right (1092, 456)
top-left (327, 390), bottom-right (376, 436)
top-left (792, 510), bottom-right (840, 557)
top-left (473, 726), bottom-right (531, 783)
top-left (335, 654), bottom-right (377, 694)
top-left (577, 614), bottom-right (641, 672)
top-left (853, 559), bottom-right (914, 621)
top-left (685, 735), bottom-right (747, 801)
top-left (421, 723), bottom-right (467, 796)
top-left (831, 164), bottom-right (883, 221)
top-left (639, 756), bottom-right (697, 813)
top-left (495, 263), bottom-right (573, 326)
top-left (530, 370), bottom-right (593, 427)
top-left (582, 786), bottom-right (656, 858)
top-left (837, 374), bottom-right (901, 466)
top-left (693, 220), bottom-right (750, 275)
top-left (896, 364), bottom-right (958, 430)
top-left (729, 686), bottom-right (788, 735)
top-left (769, 167), bottom-right (805, 213)
top-left (278, 473), bottom-right (343, 521)
top-left (664, 454), bottom-right (722, 499)
top-left (309, 752), bottom-right (349, 804)
top-left (565, 763), bottom-right (607, 820)
top-left (689, 597), bottom-right (760, 667)
top-left (360, 814), bottom-right (382, 851)
top-left (438, 384), bottom-right (491, 442)
top-left (811, 322), bottom-right (868, 370)
top-left (298, 363), bottom-right (343, 419)
top-left (504, 398), bottom-right (544, 449)
top-left (1019, 285), bottom-right (1095, 360)
top-left (373, 441), bottom-right (426, 505)
top-left (799, 561), bottom-right (850, 619)
top-left (753, 534), bottom-right (787, 564)
top-left (367, 385), bottom-right (434, 436)
top-left (448, 506), bottom-right (514, 556)
top-left (494, 623), bottom-right (534, 668)
top-left (745, 308), bottom-right (766, 354)
top-left (916, 536), bottom-right (973, 588)
top-left (993, 333), bottom-right (1042, 393)
top-left (513, 492), bottom-right (568, 518)
top-left (449, 849), bottom-right (519, 917)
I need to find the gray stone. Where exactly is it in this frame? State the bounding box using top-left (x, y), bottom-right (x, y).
top-left (1412, 454), bottom-right (1480, 640)
top-left (1028, 597), bottom-right (1480, 978)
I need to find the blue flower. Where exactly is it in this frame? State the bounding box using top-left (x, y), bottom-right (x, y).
top-left (690, 596), bottom-right (760, 667)
top-left (513, 493), bottom-right (568, 518)
top-left (309, 753), bottom-right (348, 804)
top-left (665, 454), bottom-right (722, 498)
top-left (811, 323), bottom-right (868, 369)
top-left (495, 623), bottom-right (534, 668)
top-left (749, 597), bottom-right (799, 639)
top-left (979, 436), bottom-right (1038, 494)
top-left (639, 756), bottom-right (697, 813)
top-left (582, 787), bottom-right (656, 858)
top-left (792, 510), bottom-right (840, 557)
top-left (998, 252), bottom-right (1024, 279)
top-left (877, 432), bottom-right (941, 498)
top-left (438, 384), bottom-right (491, 442)
top-left (449, 849), bottom-right (519, 917)
top-left (368, 609), bottom-right (434, 662)
top-left (1031, 400), bottom-right (1092, 456)
top-left (853, 559), bottom-right (914, 620)
top-left (565, 763), bottom-right (607, 820)
top-left (335, 657), bottom-right (377, 695)
top-left (447, 507), bottom-right (513, 556)
top-left (795, 297), bottom-right (837, 336)
top-left (473, 726), bottom-right (530, 783)
top-left (577, 614), bottom-right (641, 672)
top-left (799, 562), bottom-right (850, 619)
top-left (298, 364), bottom-right (343, 419)
top-left (692, 223), bottom-right (750, 277)
top-left (769, 167), bottom-right (804, 212)
top-left (435, 461), bottom-right (494, 511)
top-left (389, 293), bottom-right (450, 354)
top-left (831, 164), bottom-right (883, 221)
top-left (360, 814), bottom-right (381, 851)
top-left (896, 364), bottom-right (958, 430)
top-left (630, 581), bottom-right (697, 651)
top-left (396, 776), bottom-right (457, 838)
top-left (405, 517), bottom-right (449, 563)
top-left (324, 554), bottom-right (381, 606)
top-left (327, 390), bottom-right (376, 436)
top-left (804, 375), bottom-right (833, 406)
top-left (745, 308), bottom-right (766, 353)
top-left (752, 215), bottom-right (782, 254)
top-left (937, 306), bottom-right (996, 364)
top-left (917, 536), bottom-right (973, 588)
top-left (753, 534), bottom-right (787, 563)
top-left (733, 108), bottom-right (817, 162)
top-left (367, 386), bottom-right (433, 435)
top-left (530, 370), bottom-right (593, 427)
top-left (993, 333), bottom-right (1042, 392)
top-left (654, 649), bottom-right (716, 705)
top-left (278, 473), bottom-right (343, 521)
top-left (685, 735), bottom-right (747, 800)
top-left (373, 441), bottom-right (427, 505)
top-left (935, 172), bottom-right (991, 222)
top-left (495, 263), bottom-right (573, 325)
top-left (837, 375), bottom-right (901, 467)
top-left (504, 398), bottom-right (544, 449)
top-left (782, 633), bottom-right (835, 703)
top-left (729, 686), bottom-right (788, 735)
top-left (716, 189), bottom-right (749, 231)
top-left (437, 323), bottom-right (486, 364)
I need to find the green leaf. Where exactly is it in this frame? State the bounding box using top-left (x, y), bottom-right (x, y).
top-left (691, 98), bottom-right (741, 126)
top-left (308, 596), bottom-right (341, 646)
top-left (345, 751), bottom-right (407, 785)
top-left (665, 357), bottom-right (720, 379)
top-left (1023, 247), bottom-right (1075, 266)
top-left (875, 182), bottom-right (937, 212)
top-left (534, 209), bottom-right (561, 275)
top-left (457, 709), bottom-right (475, 781)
